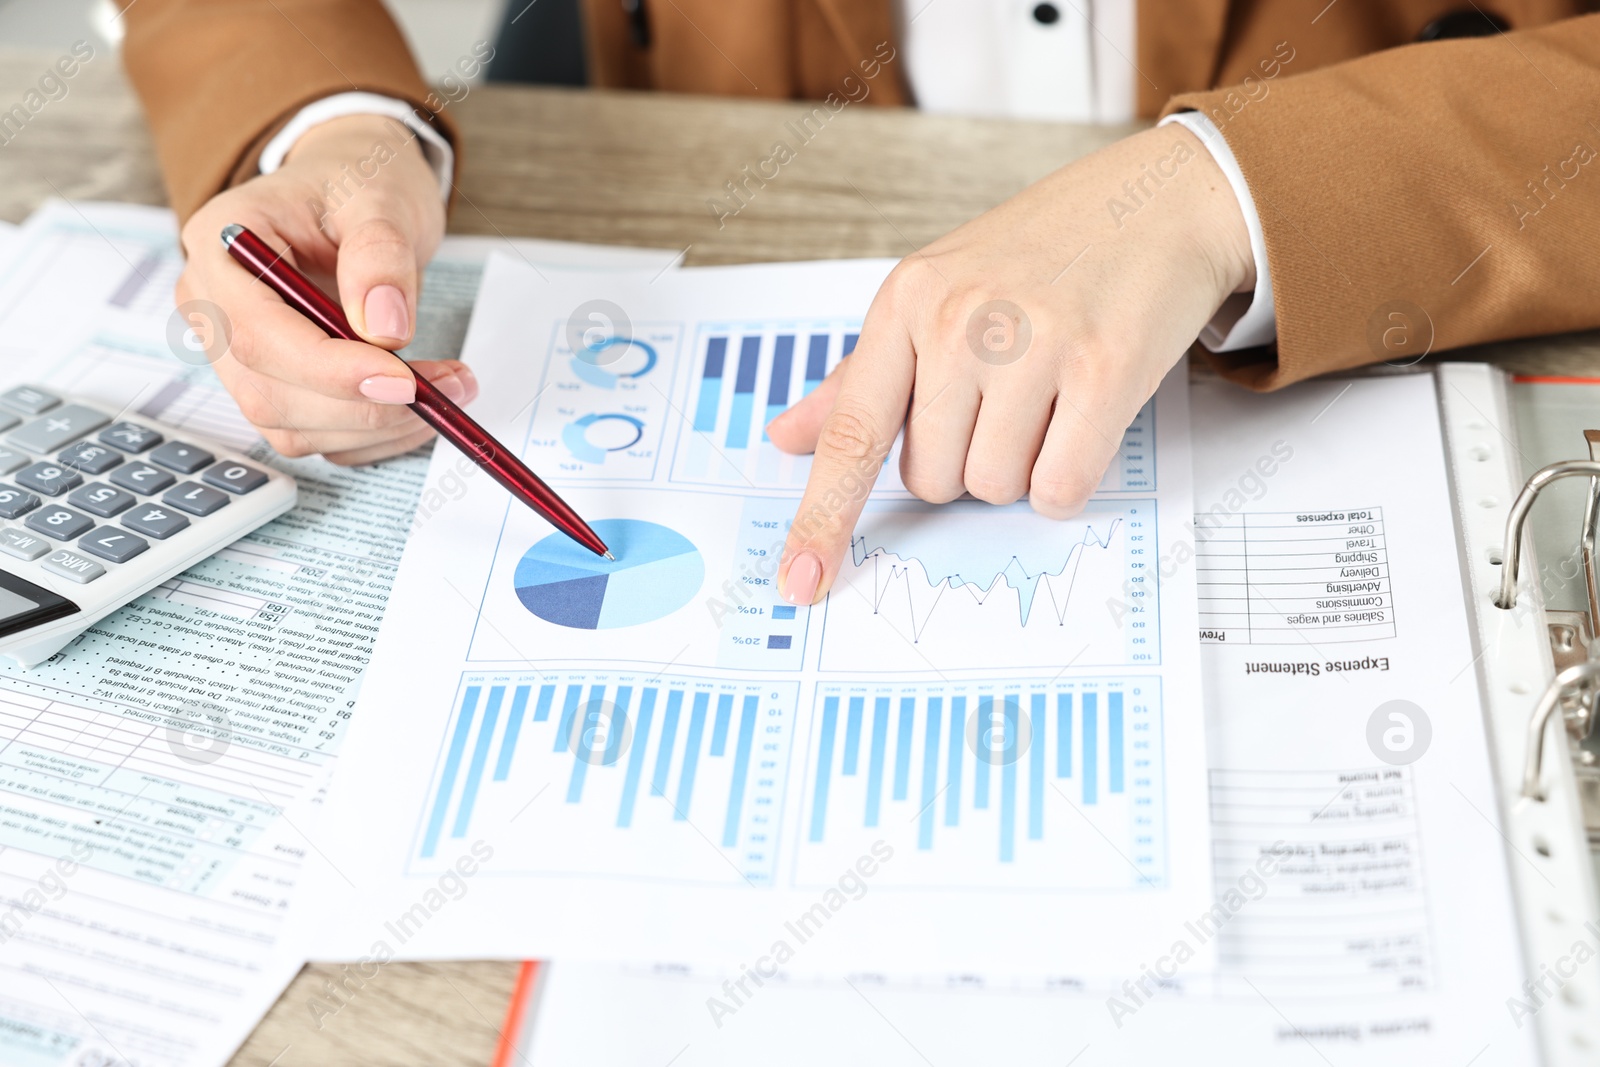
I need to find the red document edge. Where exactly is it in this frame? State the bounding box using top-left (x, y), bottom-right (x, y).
top-left (492, 961), bottom-right (544, 1067)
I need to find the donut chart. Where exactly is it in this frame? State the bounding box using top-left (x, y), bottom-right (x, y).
top-left (570, 337), bottom-right (658, 389)
top-left (561, 413), bottom-right (644, 463)
top-left (513, 519), bottom-right (704, 629)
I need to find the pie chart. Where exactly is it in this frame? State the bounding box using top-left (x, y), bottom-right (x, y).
top-left (513, 519), bottom-right (704, 629)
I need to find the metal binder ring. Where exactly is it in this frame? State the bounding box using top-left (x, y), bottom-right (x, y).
top-left (1494, 460), bottom-right (1600, 610)
top-left (1523, 660), bottom-right (1600, 801)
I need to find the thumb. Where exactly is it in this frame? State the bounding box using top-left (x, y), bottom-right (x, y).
top-left (335, 215), bottom-right (422, 349)
top-left (765, 359), bottom-right (846, 454)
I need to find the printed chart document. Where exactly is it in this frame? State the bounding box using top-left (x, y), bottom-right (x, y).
top-left (302, 252), bottom-right (1212, 977)
top-left (0, 201), bottom-right (666, 1067)
top-left (504, 371), bottom-right (1540, 1066)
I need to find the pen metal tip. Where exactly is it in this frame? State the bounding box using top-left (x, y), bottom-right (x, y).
top-left (603, 551), bottom-right (616, 561)
top-left (220, 224), bottom-right (243, 248)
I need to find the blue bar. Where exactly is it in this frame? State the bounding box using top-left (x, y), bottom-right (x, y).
top-left (453, 685), bottom-right (504, 837)
top-left (1000, 697), bottom-right (1017, 862)
top-left (804, 334), bottom-right (828, 391)
top-left (723, 695), bottom-right (759, 846)
top-left (767, 635), bottom-right (792, 649)
top-left (763, 335), bottom-right (794, 439)
top-left (711, 692), bottom-right (733, 756)
top-left (772, 605), bottom-right (797, 620)
top-left (650, 690), bottom-right (684, 796)
top-left (1083, 693), bottom-right (1099, 805)
top-left (603, 686), bottom-right (633, 766)
top-left (422, 686), bottom-right (479, 858)
top-left (842, 332), bottom-right (859, 356)
top-left (1029, 693), bottom-right (1045, 840)
top-left (554, 684), bottom-right (582, 751)
top-left (865, 697), bottom-right (890, 827)
top-left (945, 696), bottom-right (965, 826)
top-left (674, 692), bottom-right (710, 819)
top-left (974, 696), bottom-right (992, 810)
top-left (493, 685), bottom-right (531, 781)
top-left (693, 337), bottom-right (727, 432)
top-left (618, 688), bottom-right (657, 827)
top-left (1057, 693), bottom-right (1072, 778)
top-left (1109, 691), bottom-right (1125, 794)
top-left (532, 684), bottom-right (555, 722)
top-left (843, 696), bottom-right (864, 775)
top-left (809, 696), bottom-right (840, 841)
top-left (918, 697), bottom-right (942, 849)
top-left (566, 685), bottom-right (607, 803)
top-left (893, 697), bottom-right (915, 801)
top-left (724, 336), bottom-right (761, 448)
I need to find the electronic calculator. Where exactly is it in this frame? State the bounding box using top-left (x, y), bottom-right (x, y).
top-left (0, 385), bottom-right (296, 668)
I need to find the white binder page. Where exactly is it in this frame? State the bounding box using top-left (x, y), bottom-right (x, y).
top-left (505, 372), bottom-right (1543, 1067)
top-left (300, 251), bottom-right (1212, 978)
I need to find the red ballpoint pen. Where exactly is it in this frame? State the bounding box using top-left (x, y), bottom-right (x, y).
top-left (221, 224), bottom-right (612, 559)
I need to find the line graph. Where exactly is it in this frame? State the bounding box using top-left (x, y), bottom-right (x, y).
top-left (818, 500), bottom-right (1158, 672)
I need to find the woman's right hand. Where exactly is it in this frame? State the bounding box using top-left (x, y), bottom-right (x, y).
top-left (177, 113), bottom-right (475, 465)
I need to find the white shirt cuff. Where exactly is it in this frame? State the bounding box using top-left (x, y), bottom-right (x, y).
top-left (258, 92), bottom-right (453, 202)
top-left (1159, 111), bottom-right (1276, 352)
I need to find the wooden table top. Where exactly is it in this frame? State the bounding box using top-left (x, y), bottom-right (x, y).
top-left (1, 45), bottom-right (1597, 1067)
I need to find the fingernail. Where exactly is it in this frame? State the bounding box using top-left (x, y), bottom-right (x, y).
top-left (449, 365), bottom-right (479, 403)
top-left (363, 284), bottom-right (409, 342)
top-left (434, 370), bottom-right (468, 403)
top-left (358, 374), bottom-right (416, 404)
top-left (782, 551), bottom-right (822, 606)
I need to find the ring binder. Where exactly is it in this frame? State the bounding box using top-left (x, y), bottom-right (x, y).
top-left (1522, 661), bottom-right (1600, 801)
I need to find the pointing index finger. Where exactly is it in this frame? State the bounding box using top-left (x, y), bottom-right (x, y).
top-left (780, 313), bottom-right (915, 605)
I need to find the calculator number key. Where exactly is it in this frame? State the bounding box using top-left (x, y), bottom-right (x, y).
top-left (109, 462), bottom-right (176, 495)
top-left (122, 504), bottom-right (189, 540)
top-left (68, 483), bottom-right (136, 518)
top-left (0, 485), bottom-right (40, 519)
top-left (58, 441), bottom-right (123, 474)
top-left (163, 482), bottom-right (230, 516)
top-left (26, 505), bottom-right (94, 541)
top-left (99, 421), bottom-right (164, 453)
top-left (15, 462), bottom-right (82, 496)
top-left (150, 441), bottom-right (214, 474)
top-left (78, 526), bottom-right (148, 564)
top-left (201, 461), bottom-right (269, 494)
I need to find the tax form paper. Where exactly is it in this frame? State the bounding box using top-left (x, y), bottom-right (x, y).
top-left (509, 371), bottom-right (1541, 1067)
top-left (301, 252), bottom-right (1215, 978)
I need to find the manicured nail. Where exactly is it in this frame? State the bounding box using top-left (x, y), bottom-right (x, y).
top-left (782, 551), bottom-right (822, 605)
top-left (433, 370), bottom-right (468, 402)
top-left (358, 374), bottom-right (416, 404)
top-left (363, 284), bottom-right (409, 342)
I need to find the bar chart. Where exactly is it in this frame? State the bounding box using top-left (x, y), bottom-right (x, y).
top-left (794, 678), bottom-right (1165, 890)
top-left (410, 671), bottom-right (799, 884)
top-left (671, 320), bottom-right (1157, 494)
top-left (671, 322), bottom-right (879, 490)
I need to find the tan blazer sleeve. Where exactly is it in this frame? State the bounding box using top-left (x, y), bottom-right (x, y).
top-left (1164, 16), bottom-right (1600, 390)
top-left (119, 0), bottom-right (457, 223)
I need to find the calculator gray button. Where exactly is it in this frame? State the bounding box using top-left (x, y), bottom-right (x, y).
top-left (0, 412), bottom-right (18, 434)
top-left (0, 486), bottom-right (40, 519)
top-left (15, 462), bottom-right (82, 496)
top-left (0, 447), bottom-right (28, 476)
top-left (42, 549), bottom-right (104, 583)
top-left (149, 441), bottom-right (214, 474)
top-left (0, 386), bottom-right (60, 415)
top-left (109, 462), bottom-right (175, 494)
top-left (58, 441), bottom-right (123, 474)
top-left (0, 528), bottom-right (49, 561)
top-left (67, 483), bottom-right (135, 517)
top-left (7, 404), bottom-right (109, 453)
top-left (201, 461), bottom-right (268, 494)
top-left (26, 505), bottom-right (94, 541)
top-left (99, 421), bottom-right (163, 453)
top-left (122, 504), bottom-right (188, 539)
top-left (78, 526), bottom-right (148, 564)
top-left (163, 482), bottom-right (230, 516)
